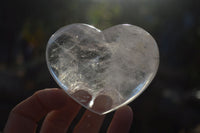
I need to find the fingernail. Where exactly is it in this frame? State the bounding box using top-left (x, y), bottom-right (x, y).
top-left (72, 90), bottom-right (92, 105)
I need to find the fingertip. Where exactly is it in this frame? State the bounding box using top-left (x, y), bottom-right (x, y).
top-left (92, 95), bottom-right (113, 114)
top-left (114, 105), bottom-right (133, 126)
top-left (34, 88), bottom-right (69, 109)
top-left (116, 105), bottom-right (133, 118)
top-left (34, 88), bottom-right (64, 96)
top-left (107, 105), bottom-right (133, 133)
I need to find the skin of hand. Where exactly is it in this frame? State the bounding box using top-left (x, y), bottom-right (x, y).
top-left (4, 88), bottom-right (133, 133)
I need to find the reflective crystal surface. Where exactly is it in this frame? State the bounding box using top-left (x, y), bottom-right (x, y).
top-left (46, 24), bottom-right (159, 115)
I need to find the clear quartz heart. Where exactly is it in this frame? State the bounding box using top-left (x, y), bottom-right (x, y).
top-left (46, 23), bottom-right (159, 115)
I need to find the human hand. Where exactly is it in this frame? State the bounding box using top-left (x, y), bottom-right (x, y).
top-left (4, 88), bottom-right (133, 133)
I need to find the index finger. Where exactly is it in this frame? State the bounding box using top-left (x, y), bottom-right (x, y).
top-left (4, 88), bottom-right (80, 133)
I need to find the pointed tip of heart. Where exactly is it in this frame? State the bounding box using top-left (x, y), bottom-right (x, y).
top-left (72, 90), bottom-right (113, 115)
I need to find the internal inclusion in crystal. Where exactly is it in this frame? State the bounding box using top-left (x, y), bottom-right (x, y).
top-left (46, 23), bottom-right (159, 114)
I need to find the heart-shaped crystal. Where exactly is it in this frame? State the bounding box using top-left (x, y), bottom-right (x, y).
top-left (46, 24), bottom-right (159, 115)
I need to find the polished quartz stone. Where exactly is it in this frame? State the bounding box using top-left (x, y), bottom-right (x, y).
top-left (46, 24), bottom-right (159, 115)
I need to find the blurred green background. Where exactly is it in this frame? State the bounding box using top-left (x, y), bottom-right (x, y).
top-left (0, 0), bottom-right (200, 132)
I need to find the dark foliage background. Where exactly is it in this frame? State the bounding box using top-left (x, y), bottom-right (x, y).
top-left (0, 0), bottom-right (200, 132)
